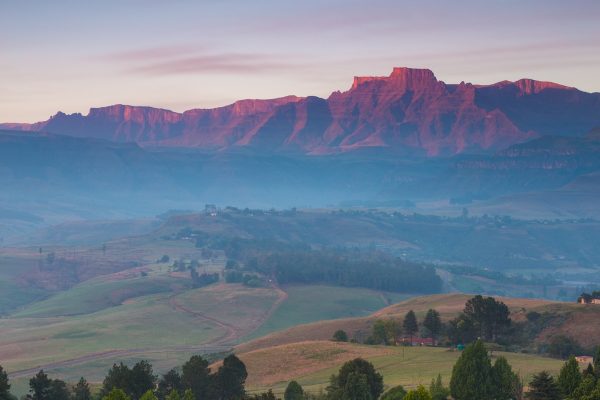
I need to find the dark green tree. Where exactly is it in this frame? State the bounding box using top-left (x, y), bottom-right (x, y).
top-left (284, 381), bottom-right (303, 400)
top-left (213, 354), bottom-right (247, 400)
top-left (327, 358), bottom-right (383, 400)
top-left (428, 374), bottom-right (449, 400)
top-left (158, 369), bottom-right (183, 400)
top-left (446, 315), bottom-right (477, 345)
top-left (372, 320), bottom-right (389, 345)
top-left (102, 363), bottom-right (132, 397)
top-left (0, 365), bottom-right (10, 400)
top-left (594, 346), bottom-right (600, 378)
top-left (491, 356), bottom-right (520, 400)
top-left (449, 340), bottom-right (493, 400)
top-left (525, 371), bottom-right (561, 400)
top-left (130, 361), bottom-right (157, 400)
top-left (29, 370), bottom-right (52, 400)
top-left (333, 330), bottom-right (349, 342)
top-left (181, 356), bottom-right (211, 400)
top-left (49, 380), bottom-right (71, 400)
top-left (384, 320), bottom-right (402, 345)
top-left (403, 311), bottom-right (418, 344)
top-left (548, 335), bottom-right (582, 359)
top-left (380, 385), bottom-right (406, 400)
top-left (343, 372), bottom-right (372, 400)
top-left (463, 295), bottom-right (510, 341)
top-left (557, 356), bottom-right (582, 397)
top-left (423, 309), bottom-right (442, 346)
top-left (570, 375), bottom-right (597, 399)
top-left (73, 377), bottom-right (91, 400)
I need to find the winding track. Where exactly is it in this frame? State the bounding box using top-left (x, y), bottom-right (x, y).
top-left (8, 285), bottom-right (289, 379)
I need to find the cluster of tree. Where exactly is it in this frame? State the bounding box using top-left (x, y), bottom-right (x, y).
top-left (246, 251), bottom-right (442, 294)
top-left (0, 355), bottom-right (247, 400)
top-left (449, 340), bottom-right (522, 399)
top-left (367, 309), bottom-right (442, 346)
top-left (525, 347), bottom-right (600, 399)
top-left (445, 265), bottom-right (560, 287)
top-left (190, 270), bottom-right (219, 288)
top-left (578, 291), bottom-right (600, 304)
top-left (223, 271), bottom-right (265, 287)
top-left (446, 295), bottom-right (511, 344)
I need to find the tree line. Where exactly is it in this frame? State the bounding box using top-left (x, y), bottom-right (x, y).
top-left (246, 251), bottom-right (442, 294)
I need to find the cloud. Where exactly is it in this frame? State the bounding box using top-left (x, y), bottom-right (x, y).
top-left (129, 53), bottom-right (298, 75)
top-left (97, 45), bottom-right (304, 75)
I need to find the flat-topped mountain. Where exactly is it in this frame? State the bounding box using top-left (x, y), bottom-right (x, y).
top-left (4, 67), bottom-right (600, 155)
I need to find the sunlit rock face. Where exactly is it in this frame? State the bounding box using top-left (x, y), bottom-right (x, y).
top-left (3, 68), bottom-right (600, 156)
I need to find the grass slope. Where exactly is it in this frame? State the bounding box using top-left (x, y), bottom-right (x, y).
top-left (225, 341), bottom-right (564, 395)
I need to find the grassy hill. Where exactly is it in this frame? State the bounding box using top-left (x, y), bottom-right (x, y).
top-left (238, 293), bottom-right (600, 353)
top-left (221, 341), bottom-right (564, 395)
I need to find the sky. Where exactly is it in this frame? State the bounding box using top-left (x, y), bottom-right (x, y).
top-left (2, 0), bottom-right (600, 123)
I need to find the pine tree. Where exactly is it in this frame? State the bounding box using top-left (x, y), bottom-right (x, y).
top-left (557, 356), bottom-right (582, 397)
top-left (0, 365), bottom-right (10, 400)
top-left (491, 356), bottom-right (520, 400)
top-left (429, 374), bottom-right (449, 400)
top-left (450, 340), bottom-right (493, 400)
top-left (526, 371), bottom-right (561, 400)
top-left (594, 346), bottom-right (600, 378)
top-left (139, 391), bottom-right (158, 400)
top-left (73, 377), bottom-right (91, 400)
top-left (166, 391), bottom-right (180, 400)
top-left (403, 311), bottom-right (418, 344)
top-left (284, 381), bottom-right (303, 400)
top-left (103, 388), bottom-right (132, 400)
top-left (29, 370), bottom-right (52, 400)
top-left (214, 354), bottom-right (247, 400)
top-left (423, 309), bottom-right (442, 346)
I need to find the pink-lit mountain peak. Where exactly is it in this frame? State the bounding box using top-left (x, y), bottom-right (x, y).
top-left (2, 67), bottom-right (599, 156)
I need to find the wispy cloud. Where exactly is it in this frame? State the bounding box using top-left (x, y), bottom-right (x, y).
top-left (98, 45), bottom-right (303, 75)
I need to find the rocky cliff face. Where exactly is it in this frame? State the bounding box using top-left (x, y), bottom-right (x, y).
top-left (4, 68), bottom-right (600, 155)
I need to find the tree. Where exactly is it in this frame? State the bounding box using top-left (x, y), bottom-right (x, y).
top-left (380, 385), bottom-right (406, 400)
top-left (548, 335), bottom-right (582, 359)
top-left (557, 356), bottom-right (582, 397)
top-left (284, 381), bottom-right (304, 400)
top-left (570, 375), bottom-right (597, 399)
top-left (594, 346), bottom-right (600, 378)
top-left (333, 330), bottom-right (349, 342)
top-left (213, 354), bottom-right (247, 400)
top-left (428, 374), bottom-right (449, 400)
top-left (423, 309), bottom-right (442, 346)
top-left (181, 356), bottom-right (211, 400)
top-left (327, 358), bottom-right (383, 400)
top-left (0, 365), bottom-right (10, 400)
top-left (139, 391), bottom-right (158, 400)
top-left (158, 369), bottom-right (183, 400)
top-left (102, 363), bottom-right (132, 397)
top-left (491, 357), bottom-right (520, 400)
top-left (182, 390), bottom-right (194, 400)
top-left (29, 370), bottom-right (52, 400)
top-left (463, 295), bottom-right (510, 341)
top-left (446, 315), bottom-right (477, 345)
top-left (526, 371), bottom-right (561, 400)
top-left (73, 377), bottom-right (91, 400)
top-left (403, 311), bottom-right (418, 344)
top-left (49, 380), bottom-right (70, 400)
top-left (343, 372), bottom-right (372, 400)
top-left (384, 320), bottom-right (402, 345)
top-left (103, 388), bottom-right (132, 400)
top-left (450, 340), bottom-right (493, 400)
top-left (166, 392), bottom-right (180, 400)
top-left (372, 320), bottom-right (389, 345)
top-left (404, 386), bottom-right (432, 400)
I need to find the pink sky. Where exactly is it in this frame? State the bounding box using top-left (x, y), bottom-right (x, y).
top-left (1, 0), bottom-right (600, 122)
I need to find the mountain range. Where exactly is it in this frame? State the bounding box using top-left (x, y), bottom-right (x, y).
top-left (4, 67), bottom-right (600, 156)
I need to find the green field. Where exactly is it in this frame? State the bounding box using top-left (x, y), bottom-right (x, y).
top-left (239, 342), bottom-right (564, 395)
top-left (249, 285), bottom-right (410, 340)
